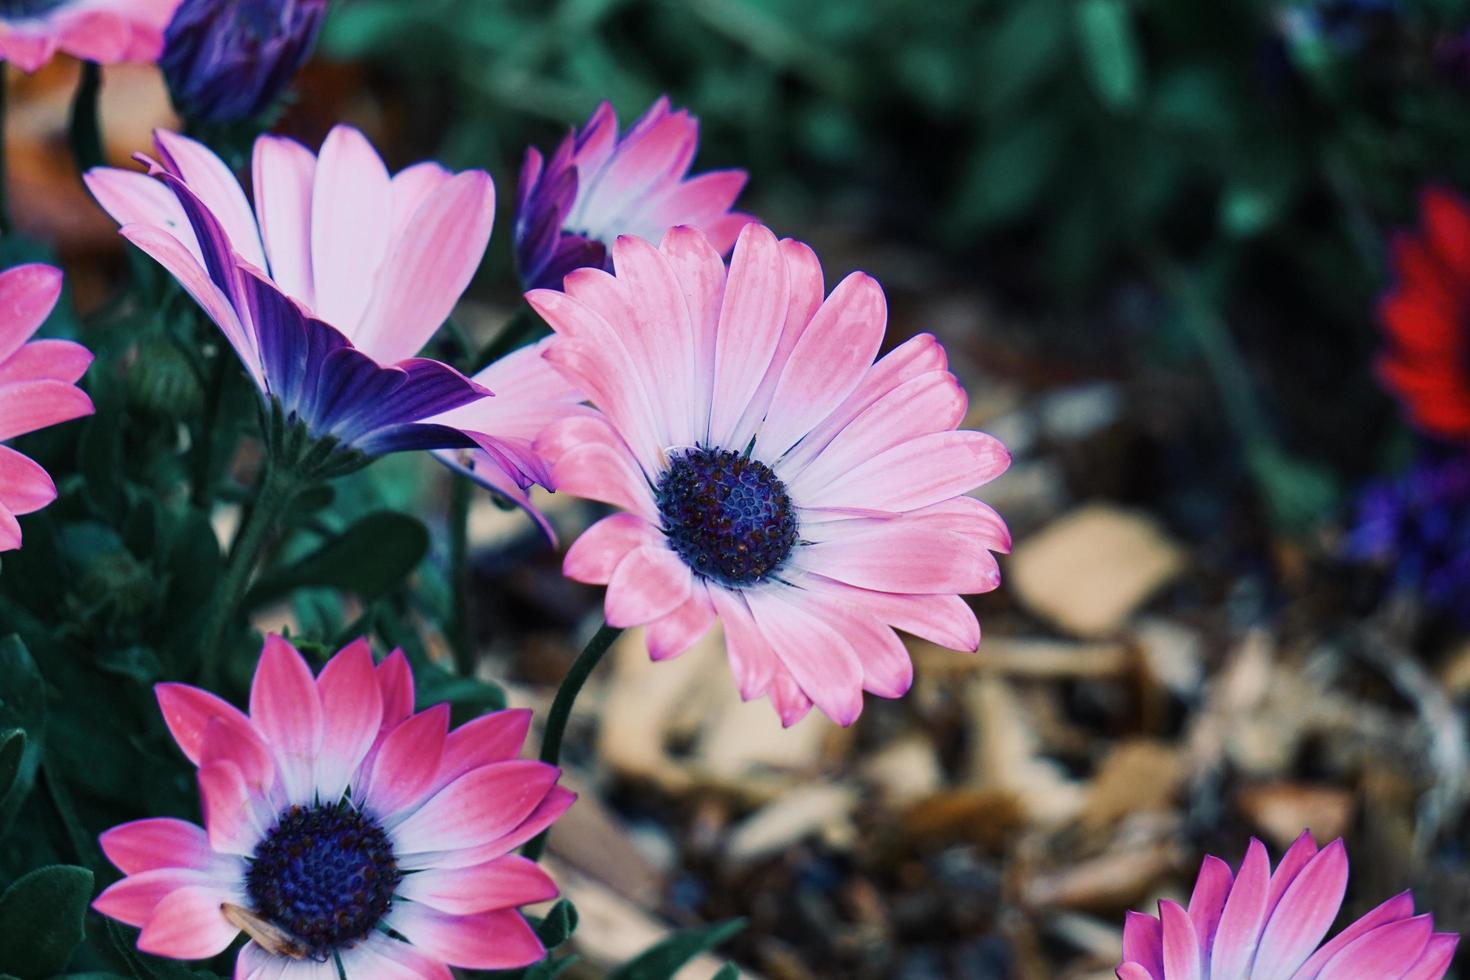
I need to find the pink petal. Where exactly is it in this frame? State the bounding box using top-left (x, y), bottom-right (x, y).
top-left (768, 667), bottom-right (814, 727)
top-left (1265, 830), bottom-right (1321, 916)
top-left (249, 635), bottom-right (323, 804)
top-left (642, 169), bottom-right (748, 235)
top-left (310, 125), bottom-right (392, 336)
top-left (1315, 915), bottom-right (1434, 980)
top-left (314, 638), bottom-right (384, 803)
top-left (745, 587), bottom-right (865, 726)
top-left (136, 884), bottom-right (240, 959)
top-left (1117, 965), bottom-right (1156, 980)
top-left (604, 545), bottom-right (693, 629)
top-left (794, 430), bottom-right (1010, 514)
top-left (0, 445), bottom-right (55, 516)
top-left (100, 818), bottom-right (217, 875)
top-left (646, 582), bottom-right (716, 661)
top-left (362, 704), bottom-right (450, 819)
top-left (564, 513), bottom-right (661, 584)
top-left (433, 708), bottom-right (533, 792)
top-left (93, 868), bottom-right (226, 928)
top-left (154, 130), bottom-right (266, 271)
top-left (755, 271), bottom-right (887, 459)
top-left (355, 169), bottom-right (495, 364)
top-left (799, 574), bottom-right (982, 651)
top-left (1210, 838), bottom-right (1272, 980)
top-left (251, 134), bottom-right (318, 309)
top-left (657, 225), bottom-right (725, 420)
top-left (806, 600), bottom-right (911, 698)
top-left (1186, 855), bottom-right (1233, 970)
top-left (119, 224), bottom-right (262, 386)
top-left (726, 237), bottom-right (825, 451)
top-left (1296, 891), bottom-right (1419, 980)
top-left (707, 224), bottom-right (789, 447)
top-left (538, 416), bottom-right (656, 519)
top-left (155, 682), bottom-right (257, 766)
top-left (55, 10), bottom-right (132, 63)
top-left (1252, 839), bottom-right (1348, 980)
top-left (1401, 933), bottom-right (1459, 980)
top-left (709, 585), bottom-right (777, 699)
top-left (391, 760), bottom-right (560, 856)
top-left (338, 933), bottom-right (455, 980)
top-left (787, 370), bottom-right (968, 493)
top-left (0, 379), bottom-right (93, 441)
top-left (607, 234), bottom-right (700, 447)
top-left (377, 648), bottom-right (416, 729)
top-left (397, 855), bottom-right (558, 914)
top-left (389, 162), bottom-right (454, 239)
top-left (384, 904), bottom-right (544, 970)
top-left (1160, 900), bottom-right (1203, 980)
top-left (198, 760), bottom-right (266, 856)
top-left (0, 264), bottom-right (62, 360)
top-left (444, 784), bottom-right (578, 867)
top-left (1121, 910), bottom-right (1164, 979)
top-left (0, 339), bottom-right (94, 386)
top-left (85, 168), bottom-right (199, 259)
top-left (797, 514), bottom-right (1002, 595)
top-left (0, 30), bottom-right (59, 73)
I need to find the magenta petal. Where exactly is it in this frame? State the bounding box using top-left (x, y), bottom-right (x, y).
top-left (0, 378), bottom-right (94, 441)
top-left (563, 513), bottom-right (659, 585)
top-left (433, 708), bottom-right (533, 792)
top-left (1160, 900), bottom-right (1203, 980)
top-left (391, 760), bottom-right (559, 856)
top-left (646, 584), bottom-right (716, 661)
top-left (1316, 915), bottom-right (1434, 979)
top-left (1121, 910), bottom-right (1164, 979)
top-left (248, 634), bottom-right (323, 804)
top-left (314, 638), bottom-right (384, 803)
top-left (707, 224), bottom-right (789, 447)
top-left (397, 855), bottom-right (558, 915)
top-left (0, 264), bottom-right (62, 359)
top-left (603, 545), bottom-right (694, 629)
top-left (1186, 855), bottom-right (1233, 968)
top-left (0, 445), bottom-right (56, 517)
top-left (100, 818), bottom-right (214, 874)
top-left (745, 588), bottom-right (864, 726)
top-left (197, 760), bottom-right (264, 856)
top-left (135, 884), bottom-right (239, 959)
top-left (386, 904), bottom-right (545, 970)
top-left (363, 703), bottom-right (450, 819)
top-left (1252, 839), bottom-right (1349, 980)
top-left (93, 868), bottom-right (221, 928)
top-left (1295, 891), bottom-right (1418, 979)
top-left (155, 682), bottom-right (258, 766)
top-left (1210, 838), bottom-right (1272, 979)
top-left (1116, 965), bottom-right (1156, 980)
top-left (1401, 933), bottom-right (1459, 980)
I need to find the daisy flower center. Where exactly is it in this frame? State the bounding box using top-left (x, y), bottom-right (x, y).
top-left (656, 446), bottom-right (798, 586)
top-left (245, 802), bottom-right (400, 955)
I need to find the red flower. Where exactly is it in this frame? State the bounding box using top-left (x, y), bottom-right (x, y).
top-left (1378, 186), bottom-right (1470, 442)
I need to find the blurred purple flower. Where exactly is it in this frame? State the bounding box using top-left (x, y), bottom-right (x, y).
top-left (1347, 449), bottom-right (1470, 615)
top-left (160, 0), bottom-right (327, 126)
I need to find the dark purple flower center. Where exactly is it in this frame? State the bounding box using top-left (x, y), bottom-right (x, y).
top-left (656, 447), bottom-right (798, 587)
top-left (245, 802), bottom-right (399, 954)
top-left (0, 0), bottom-right (69, 17)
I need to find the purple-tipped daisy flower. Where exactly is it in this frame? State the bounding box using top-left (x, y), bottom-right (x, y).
top-left (515, 97), bottom-right (754, 291)
top-left (85, 127), bottom-right (506, 475)
top-left (160, 0), bottom-right (329, 126)
top-left (1118, 833), bottom-right (1458, 979)
top-left (94, 635), bottom-right (573, 974)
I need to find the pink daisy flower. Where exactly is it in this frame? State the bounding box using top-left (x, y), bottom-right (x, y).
top-left (0, 0), bottom-right (180, 72)
top-left (0, 263), bottom-right (93, 551)
top-left (430, 337), bottom-right (595, 541)
top-left (85, 127), bottom-right (505, 463)
top-left (1118, 833), bottom-right (1460, 980)
top-left (531, 223), bottom-right (1011, 726)
top-left (515, 97), bottom-right (754, 290)
top-left (94, 634), bottom-right (574, 975)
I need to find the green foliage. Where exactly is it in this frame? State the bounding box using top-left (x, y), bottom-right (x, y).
top-left (607, 919), bottom-right (746, 980)
top-left (245, 510), bottom-right (430, 607)
top-left (0, 865), bottom-right (93, 977)
top-left (0, 638), bottom-right (44, 839)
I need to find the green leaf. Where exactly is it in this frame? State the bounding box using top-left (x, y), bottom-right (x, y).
top-left (0, 865), bottom-right (93, 978)
top-left (415, 668), bottom-right (507, 717)
top-left (533, 899), bottom-right (578, 950)
top-left (607, 919), bottom-right (746, 980)
top-left (711, 966), bottom-right (740, 980)
top-left (523, 957), bottom-right (579, 980)
top-left (0, 730), bottom-right (22, 803)
top-left (0, 636), bottom-right (45, 837)
top-left (1075, 0), bottom-right (1142, 111)
top-left (246, 511), bottom-right (429, 607)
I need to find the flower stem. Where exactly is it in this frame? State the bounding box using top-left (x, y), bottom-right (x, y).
top-left (523, 622), bottom-right (624, 861)
top-left (67, 61), bottom-right (104, 177)
top-left (198, 456), bottom-right (302, 686)
top-left (448, 475), bottom-right (475, 676)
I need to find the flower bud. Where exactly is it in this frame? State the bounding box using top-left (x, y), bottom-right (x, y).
top-left (160, 0), bottom-right (328, 126)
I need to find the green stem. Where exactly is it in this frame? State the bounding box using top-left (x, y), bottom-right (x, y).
top-left (198, 457), bottom-right (302, 685)
top-left (523, 622), bottom-right (624, 861)
top-left (474, 304), bottom-right (549, 373)
top-left (190, 348), bottom-right (233, 510)
top-left (0, 65), bottom-right (10, 236)
top-left (448, 476), bottom-right (475, 676)
top-left (68, 61), bottom-right (104, 177)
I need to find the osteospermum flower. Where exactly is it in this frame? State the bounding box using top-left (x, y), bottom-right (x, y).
top-left (1377, 185), bottom-right (1470, 444)
top-left (86, 127), bottom-right (500, 465)
top-left (1118, 833), bottom-right (1458, 979)
top-left (0, 264), bottom-right (93, 551)
top-left (0, 0), bottom-right (179, 71)
top-left (94, 635), bottom-right (573, 974)
top-left (515, 97), bottom-right (753, 291)
top-left (430, 337), bottom-right (595, 540)
top-left (532, 223), bottom-right (1011, 726)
